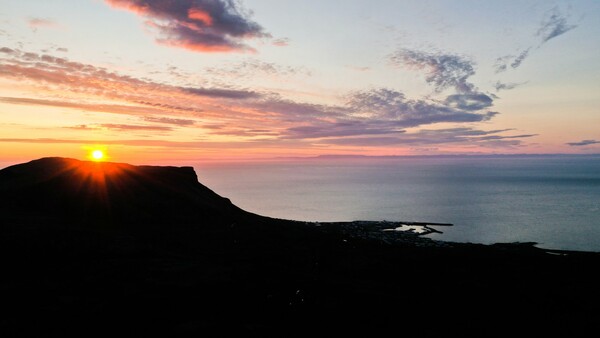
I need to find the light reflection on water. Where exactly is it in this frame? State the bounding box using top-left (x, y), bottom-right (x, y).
top-left (196, 156), bottom-right (600, 252)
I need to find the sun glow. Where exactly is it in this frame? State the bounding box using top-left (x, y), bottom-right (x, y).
top-left (91, 149), bottom-right (105, 161)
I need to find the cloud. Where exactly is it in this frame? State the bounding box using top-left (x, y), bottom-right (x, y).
top-left (0, 128), bottom-right (535, 150)
top-left (0, 137), bottom-right (304, 150)
top-left (444, 94), bottom-right (493, 111)
top-left (537, 7), bottom-right (577, 43)
top-left (0, 49), bottom-right (261, 110)
top-left (346, 65), bottom-right (371, 72)
top-left (495, 8), bottom-right (577, 73)
top-left (389, 49), bottom-right (476, 93)
top-left (65, 123), bottom-right (172, 131)
top-left (204, 58), bottom-right (311, 80)
top-left (566, 139), bottom-right (600, 146)
top-left (0, 137), bottom-right (210, 148)
top-left (272, 38), bottom-right (290, 47)
top-left (278, 88), bottom-right (497, 140)
top-left (0, 96), bottom-right (170, 116)
top-left (248, 98), bottom-right (347, 122)
top-left (0, 49), bottom-right (297, 140)
top-left (347, 88), bottom-right (495, 125)
top-left (181, 86), bottom-right (261, 99)
top-left (27, 17), bottom-right (59, 32)
top-left (510, 48), bottom-right (530, 69)
top-left (104, 0), bottom-right (270, 53)
top-left (494, 49), bottom-right (531, 73)
top-left (143, 116), bottom-right (195, 126)
top-left (494, 81), bottom-right (525, 91)
top-left (209, 127), bottom-right (279, 137)
top-left (0, 47), bottom-right (16, 55)
top-left (319, 128), bottom-right (536, 148)
top-left (284, 122), bottom-right (406, 139)
top-left (0, 48), bottom-right (531, 151)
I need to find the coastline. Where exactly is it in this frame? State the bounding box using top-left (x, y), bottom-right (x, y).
top-left (196, 155), bottom-right (600, 253)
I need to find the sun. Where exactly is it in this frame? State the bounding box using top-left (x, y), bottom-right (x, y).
top-left (84, 145), bottom-right (109, 162)
top-left (91, 149), bottom-right (105, 161)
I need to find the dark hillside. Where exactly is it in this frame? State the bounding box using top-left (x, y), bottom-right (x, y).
top-left (1, 158), bottom-right (599, 337)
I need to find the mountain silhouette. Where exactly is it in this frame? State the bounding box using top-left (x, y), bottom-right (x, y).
top-left (0, 157), bottom-right (252, 225)
top-left (1, 157), bottom-right (600, 337)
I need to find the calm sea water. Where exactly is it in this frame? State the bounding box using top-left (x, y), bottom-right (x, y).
top-left (195, 155), bottom-right (600, 252)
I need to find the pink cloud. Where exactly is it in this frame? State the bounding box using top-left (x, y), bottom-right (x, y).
top-left (0, 48), bottom-right (532, 151)
top-left (104, 0), bottom-right (270, 53)
top-left (64, 123), bottom-right (172, 132)
top-left (272, 38), bottom-right (290, 47)
top-left (187, 8), bottom-right (213, 26)
top-left (0, 49), bottom-right (261, 118)
top-left (27, 17), bottom-right (59, 32)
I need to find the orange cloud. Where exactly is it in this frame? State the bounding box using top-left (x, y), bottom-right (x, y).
top-left (0, 47), bottom-right (534, 156)
top-left (104, 0), bottom-right (269, 53)
top-left (188, 8), bottom-right (213, 26)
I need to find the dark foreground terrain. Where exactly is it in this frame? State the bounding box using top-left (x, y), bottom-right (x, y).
top-left (1, 157), bottom-right (600, 337)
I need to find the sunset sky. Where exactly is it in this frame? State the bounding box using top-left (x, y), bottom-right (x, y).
top-left (1, 0), bottom-right (599, 165)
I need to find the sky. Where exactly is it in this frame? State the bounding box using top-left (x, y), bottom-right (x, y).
top-left (0, 0), bottom-right (599, 165)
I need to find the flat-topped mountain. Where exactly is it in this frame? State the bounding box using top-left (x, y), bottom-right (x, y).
top-left (0, 157), bottom-right (252, 225)
top-left (1, 157), bottom-right (600, 337)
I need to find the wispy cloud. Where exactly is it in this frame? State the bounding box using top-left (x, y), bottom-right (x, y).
top-left (27, 17), bottom-right (59, 32)
top-left (389, 49), bottom-right (476, 93)
top-left (0, 137), bottom-right (211, 148)
top-left (318, 128), bottom-right (536, 148)
top-left (104, 0), bottom-right (270, 53)
top-left (444, 94), bottom-right (493, 111)
top-left (0, 127), bottom-right (536, 150)
top-left (66, 123), bottom-right (173, 132)
top-left (143, 116), bottom-right (195, 126)
top-left (566, 139), bottom-right (600, 146)
top-left (537, 7), bottom-right (578, 43)
top-left (0, 49), bottom-right (261, 114)
top-left (346, 65), bottom-right (371, 72)
top-left (204, 58), bottom-right (311, 80)
top-left (0, 137), bottom-right (305, 150)
top-left (510, 48), bottom-right (530, 69)
top-left (181, 86), bottom-right (261, 99)
top-left (283, 122), bottom-right (405, 140)
top-left (0, 96), bottom-right (175, 117)
top-left (272, 37), bottom-right (290, 47)
top-left (279, 88), bottom-right (497, 140)
top-left (209, 127), bottom-right (279, 137)
top-left (0, 47), bottom-right (16, 55)
top-left (0, 47), bottom-right (530, 151)
top-left (495, 7), bottom-right (577, 73)
top-left (494, 49), bottom-right (530, 73)
top-left (494, 81), bottom-right (525, 92)
top-left (348, 88), bottom-right (495, 123)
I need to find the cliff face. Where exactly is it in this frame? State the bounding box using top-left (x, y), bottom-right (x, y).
top-left (0, 157), bottom-right (251, 226)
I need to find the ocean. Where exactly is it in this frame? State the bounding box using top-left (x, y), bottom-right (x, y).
top-left (195, 155), bottom-right (600, 252)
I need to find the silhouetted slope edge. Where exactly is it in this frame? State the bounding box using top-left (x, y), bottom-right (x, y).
top-left (0, 157), bottom-right (257, 226)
